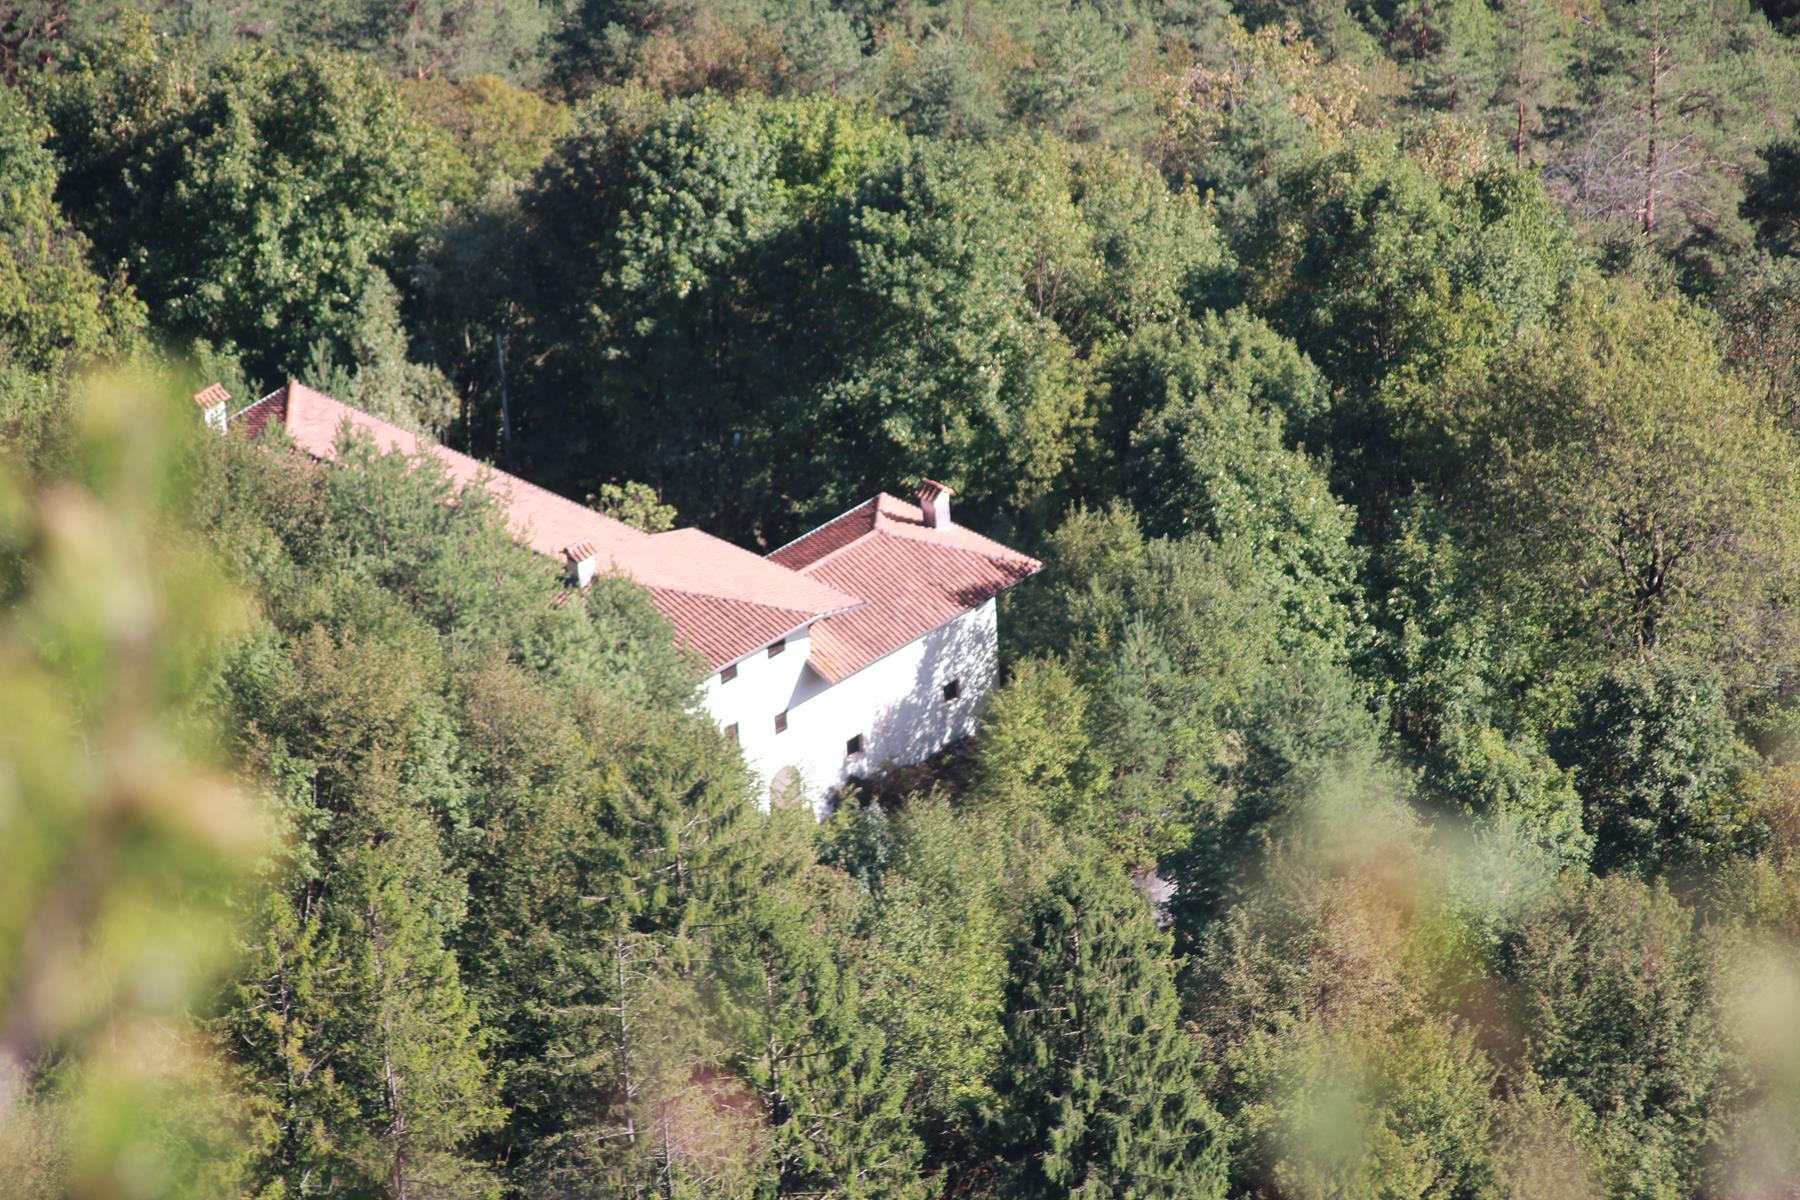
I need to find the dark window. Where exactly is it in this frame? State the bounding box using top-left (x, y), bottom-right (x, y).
top-left (720, 663), bottom-right (738, 683)
top-left (725, 723), bottom-right (739, 744)
top-left (942, 678), bottom-right (962, 703)
top-left (768, 638), bottom-right (786, 658)
top-left (774, 711), bottom-right (788, 734)
top-left (846, 734), bottom-right (864, 757)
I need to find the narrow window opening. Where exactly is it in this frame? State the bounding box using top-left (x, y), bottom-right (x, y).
top-left (720, 663), bottom-right (738, 683)
top-left (846, 734), bottom-right (864, 757)
top-left (942, 678), bottom-right (962, 703)
top-left (774, 711), bottom-right (788, 734)
top-left (767, 638), bottom-right (786, 658)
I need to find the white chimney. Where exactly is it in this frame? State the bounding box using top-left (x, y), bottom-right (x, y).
top-left (194, 383), bottom-right (231, 435)
top-left (564, 541), bottom-right (599, 588)
top-left (917, 479), bottom-right (953, 529)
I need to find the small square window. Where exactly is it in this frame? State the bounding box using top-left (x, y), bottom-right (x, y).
top-left (942, 678), bottom-right (962, 703)
top-left (846, 734), bottom-right (864, 757)
top-left (768, 638), bottom-right (786, 658)
top-left (721, 663), bottom-right (738, 683)
top-left (725, 723), bottom-right (739, 744)
top-left (774, 711), bottom-right (788, 734)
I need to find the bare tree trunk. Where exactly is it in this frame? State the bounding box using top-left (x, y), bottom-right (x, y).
top-left (369, 901), bottom-right (409, 1200)
top-left (615, 935), bottom-right (639, 1149)
top-left (1642, 37), bottom-right (1662, 235)
top-left (495, 333), bottom-right (511, 467)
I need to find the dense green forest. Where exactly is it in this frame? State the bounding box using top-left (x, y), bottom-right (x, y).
top-left (8, 1), bottom-right (1800, 1197)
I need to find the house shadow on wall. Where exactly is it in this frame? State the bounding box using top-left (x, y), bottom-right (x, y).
top-left (814, 593), bottom-right (1001, 814)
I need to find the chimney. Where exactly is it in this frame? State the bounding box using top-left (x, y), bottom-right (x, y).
top-left (917, 479), bottom-right (953, 529)
top-left (564, 541), bottom-right (599, 588)
top-left (193, 383), bottom-right (231, 435)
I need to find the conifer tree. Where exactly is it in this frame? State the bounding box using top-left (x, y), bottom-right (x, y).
top-left (712, 895), bottom-right (928, 1200)
top-left (336, 842), bottom-right (505, 1200)
top-left (984, 863), bottom-right (1228, 1200)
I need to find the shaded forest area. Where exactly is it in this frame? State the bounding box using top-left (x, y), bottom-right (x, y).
top-left (9, 1), bottom-right (1800, 1197)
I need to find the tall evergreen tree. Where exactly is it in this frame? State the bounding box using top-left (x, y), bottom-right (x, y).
top-left (984, 863), bottom-right (1228, 1199)
top-left (712, 893), bottom-right (928, 1200)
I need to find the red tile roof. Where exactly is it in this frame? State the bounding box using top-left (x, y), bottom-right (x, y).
top-left (228, 382), bottom-right (1039, 677)
top-left (231, 382), bottom-right (858, 669)
top-left (194, 383), bottom-right (232, 411)
top-left (771, 494), bottom-right (1041, 682)
top-left (649, 589), bottom-right (817, 670)
top-left (233, 382), bottom-right (648, 561)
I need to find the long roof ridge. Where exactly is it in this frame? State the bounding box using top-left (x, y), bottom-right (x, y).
top-left (767, 496), bottom-right (880, 558)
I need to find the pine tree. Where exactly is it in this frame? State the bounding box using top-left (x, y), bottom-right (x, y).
top-left (338, 842), bottom-right (505, 1200)
top-left (712, 895), bottom-right (928, 1200)
top-left (984, 863), bottom-right (1228, 1200)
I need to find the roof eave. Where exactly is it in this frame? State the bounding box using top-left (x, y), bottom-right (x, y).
top-left (695, 598), bottom-right (869, 676)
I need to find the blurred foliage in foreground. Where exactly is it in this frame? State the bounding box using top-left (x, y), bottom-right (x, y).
top-left (0, 374), bottom-right (264, 1199)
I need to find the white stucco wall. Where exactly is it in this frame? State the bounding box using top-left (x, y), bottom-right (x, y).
top-left (698, 599), bottom-right (1001, 813)
top-left (699, 623), bottom-right (816, 797)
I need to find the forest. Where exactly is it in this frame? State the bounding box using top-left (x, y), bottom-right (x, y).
top-left (7, 0), bottom-right (1800, 1197)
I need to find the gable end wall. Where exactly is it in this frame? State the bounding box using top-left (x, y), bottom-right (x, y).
top-left (701, 599), bottom-right (999, 812)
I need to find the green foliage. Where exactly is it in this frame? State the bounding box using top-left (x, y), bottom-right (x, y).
top-left (1184, 793), bottom-right (1513, 1200)
top-left (996, 498), bottom-right (1381, 884)
top-left (1248, 135), bottom-right (1583, 524)
top-left (1253, 1015), bottom-right (1499, 1200)
top-left (515, 88), bottom-right (908, 536)
top-left (821, 793), bottom-right (1070, 1147)
top-left (712, 890), bottom-right (928, 1199)
top-left (1125, 347), bottom-right (1357, 654)
top-left (1719, 255), bottom-right (1800, 429)
top-left (1448, 280), bottom-right (1800, 682)
top-left (1372, 496), bottom-right (1592, 864)
top-left (1745, 122), bottom-right (1800, 260)
top-left (972, 657), bottom-right (1104, 826)
top-left (1539, 0), bottom-right (1798, 282)
top-left (0, 88), bottom-right (139, 371)
top-left (1504, 876), bottom-right (1727, 1197)
top-left (996, 506), bottom-right (1244, 863)
top-left (400, 73), bottom-right (572, 189)
top-left (41, 34), bottom-right (459, 379)
top-left (304, 272), bottom-right (458, 435)
top-left (1155, 15), bottom-right (1366, 224)
top-left (507, 94), bottom-right (1233, 540)
top-left (324, 0), bottom-right (552, 84)
top-left (0, 374), bottom-right (266, 1198)
top-left (588, 478), bottom-right (678, 532)
top-left (8, 7), bottom-right (1800, 1197)
top-left (1555, 656), bottom-right (1761, 878)
top-left (984, 861), bottom-right (1228, 1199)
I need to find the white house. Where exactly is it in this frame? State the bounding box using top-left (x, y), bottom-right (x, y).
top-left (207, 381), bottom-right (1041, 809)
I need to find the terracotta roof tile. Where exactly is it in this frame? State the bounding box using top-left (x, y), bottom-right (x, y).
top-left (640, 528), bottom-right (858, 614)
top-left (194, 383), bottom-right (231, 410)
top-left (233, 381), bottom-right (864, 671)
top-left (768, 499), bottom-right (879, 570)
top-left (253, 382), bottom-right (648, 562)
top-left (649, 589), bottom-right (817, 672)
top-left (776, 493), bottom-right (1041, 682)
